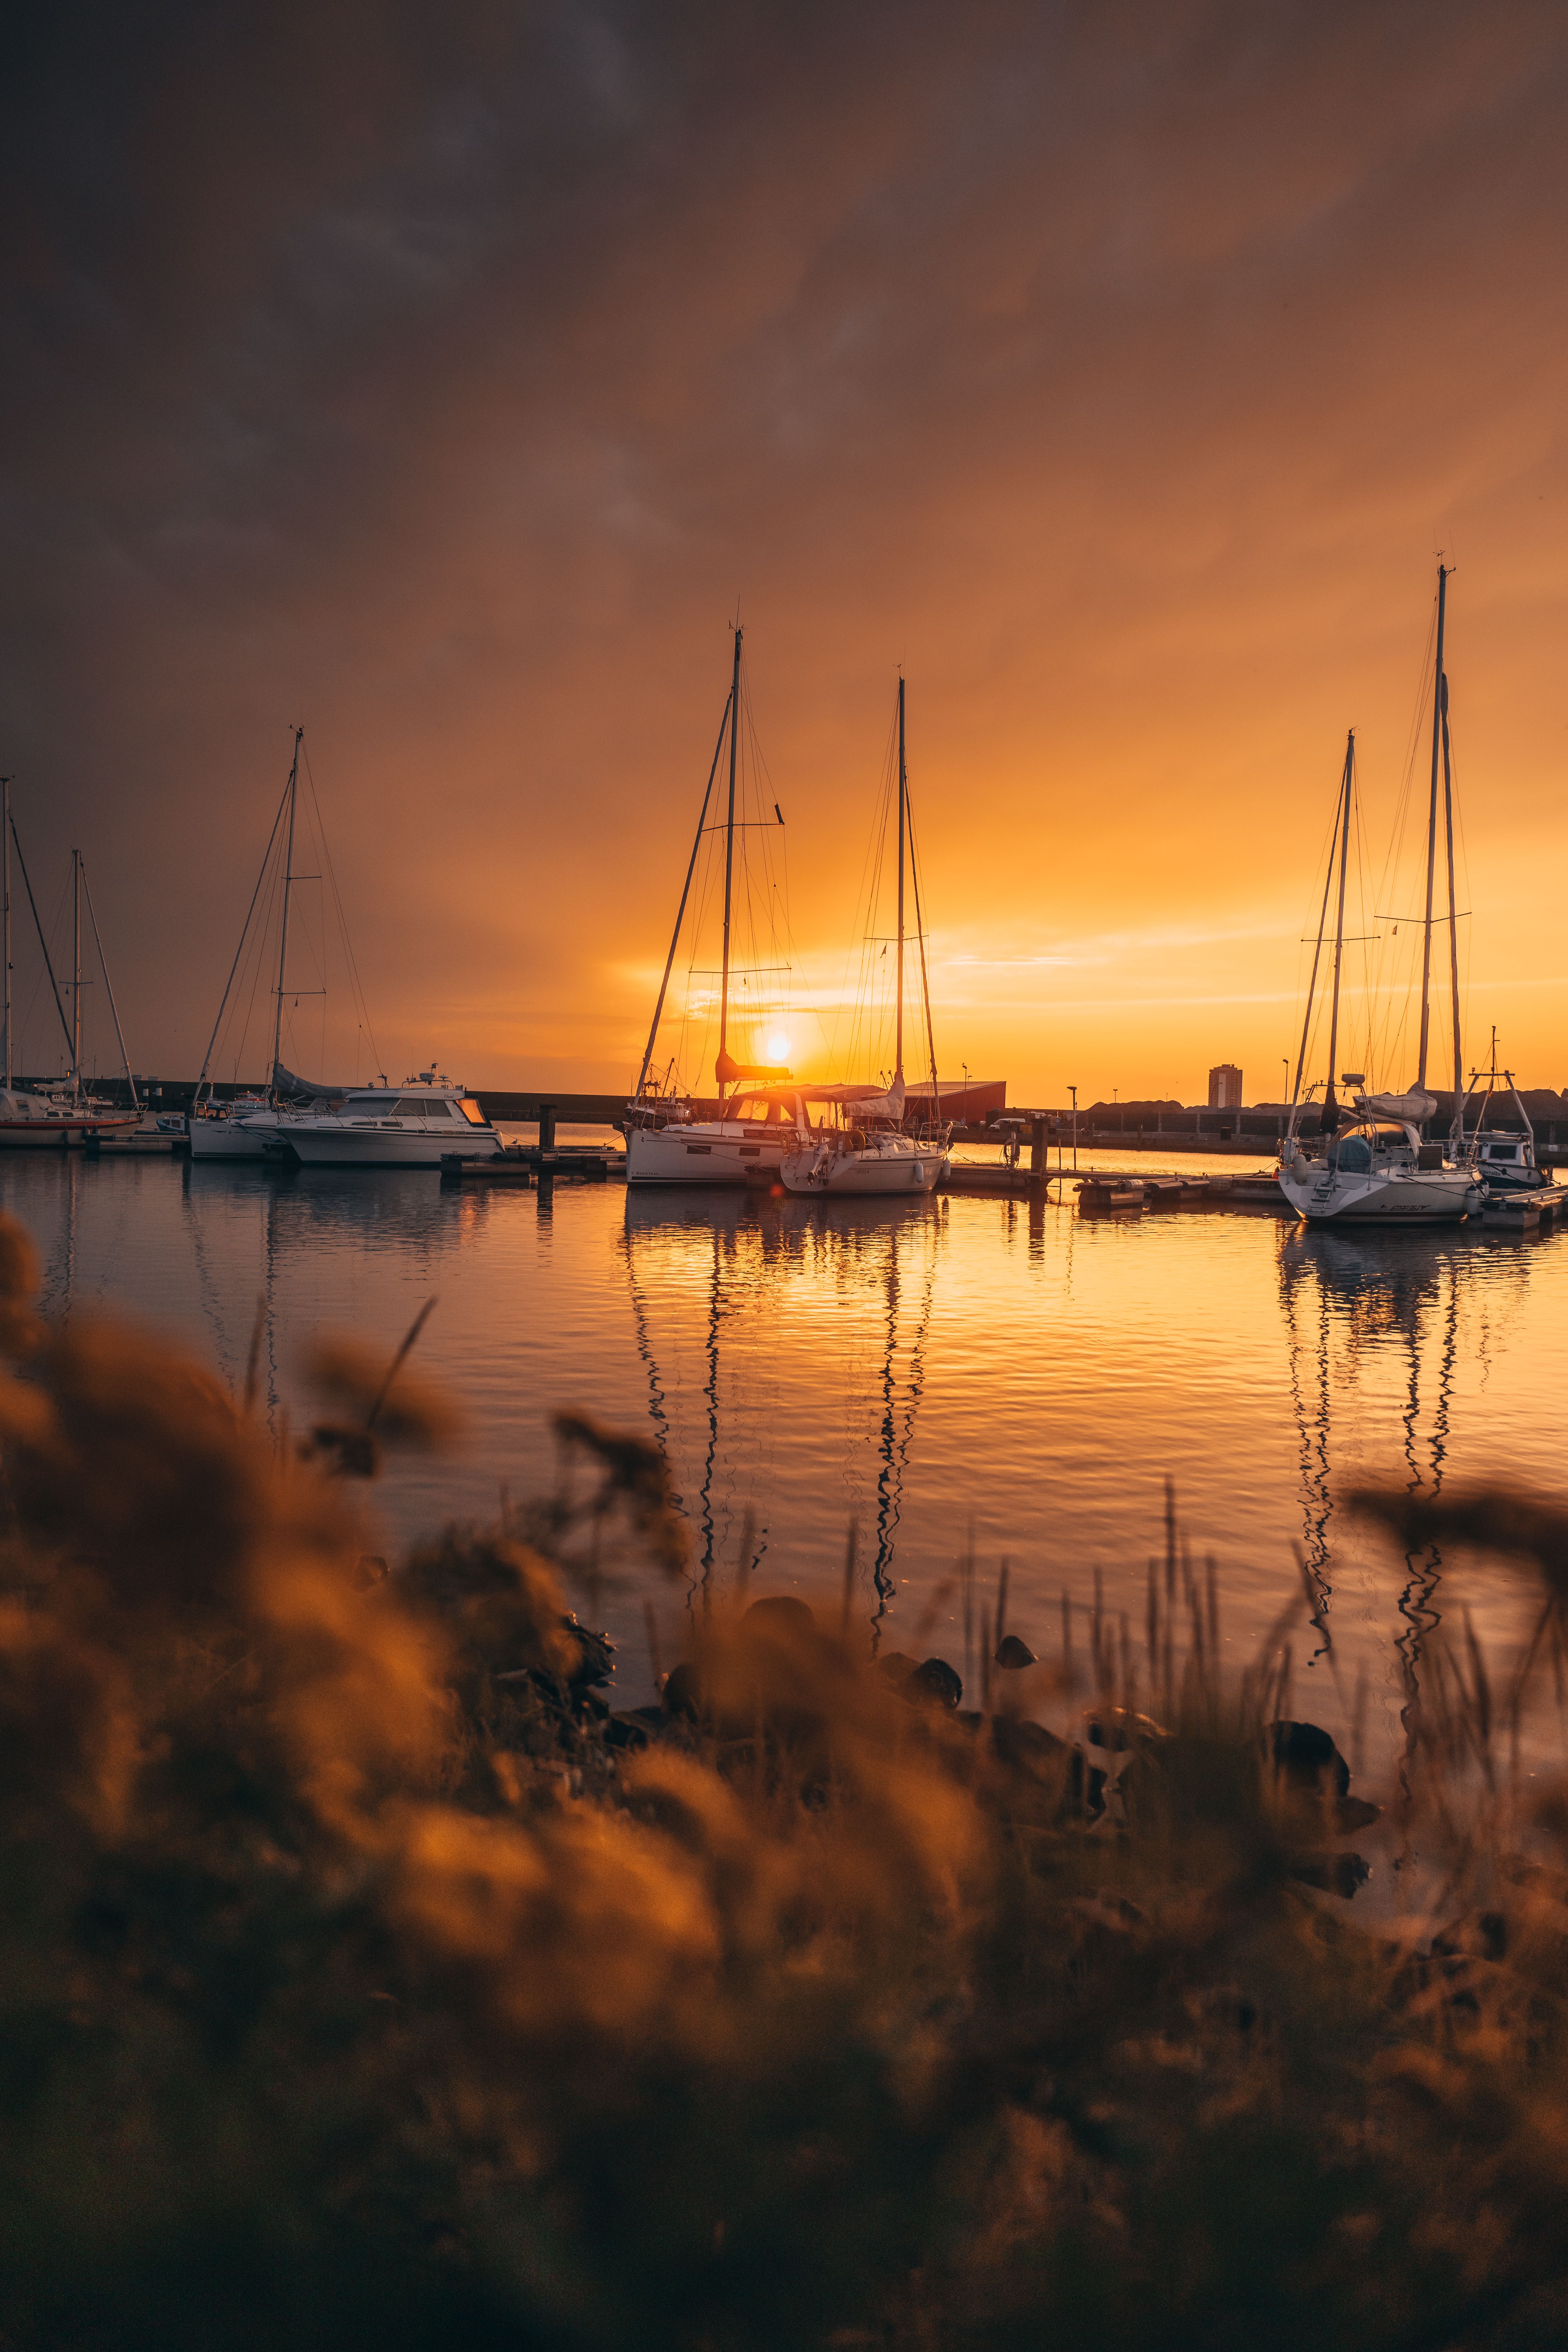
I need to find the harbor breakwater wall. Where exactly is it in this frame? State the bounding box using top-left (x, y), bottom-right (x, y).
top-left (22, 1081), bottom-right (1568, 1163)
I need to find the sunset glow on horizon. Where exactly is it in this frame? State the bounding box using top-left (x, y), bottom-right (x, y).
top-left (5, 5), bottom-right (1567, 1107)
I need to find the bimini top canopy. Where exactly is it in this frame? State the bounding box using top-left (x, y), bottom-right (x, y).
top-left (733, 1082), bottom-right (904, 1114)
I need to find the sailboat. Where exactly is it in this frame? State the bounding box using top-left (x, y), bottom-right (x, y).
top-left (0, 786), bottom-right (141, 1147)
top-left (625, 630), bottom-right (802, 1187)
top-left (779, 676), bottom-right (950, 1198)
top-left (188, 730), bottom-right (368, 1162)
top-left (1279, 566), bottom-right (1478, 1224)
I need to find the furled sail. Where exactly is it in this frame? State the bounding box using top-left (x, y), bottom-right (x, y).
top-left (852, 1074), bottom-right (905, 1123)
top-left (1355, 1089), bottom-right (1437, 1125)
top-left (273, 1059), bottom-right (348, 1102)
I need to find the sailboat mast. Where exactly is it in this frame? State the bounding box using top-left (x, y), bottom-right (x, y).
top-left (717, 629), bottom-right (742, 1090)
top-left (1, 775), bottom-right (10, 1090)
top-left (71, 847), bottom-right (81, 1099)
top-left (634, 688), bottom-right (733, 1100)
top-left (270, 729), bottom-right (303, 1103)
top-left (9, 816), bottom-right (73, 1070)
top-left (194, 767), bottom-right (293, 1110)
top-left (1416, 563), bottom-right (1448, 1092)
top-left (80, 859), bottom-right (139, 1112)
top-left (1321, 731), bottom-right (1354, 1129)
top-left (1290, 766), bottom-right (1343, 1121)
top-left (895, 675), bottom-right (906, 1082)
top-left (909, 801), bottom-right (940, 1116)
top-left (1440, 673), bottom-right (1464, 1133)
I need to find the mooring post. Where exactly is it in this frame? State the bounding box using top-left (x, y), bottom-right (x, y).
top-left (1030, 1114), bottom-right (1047, 1185)
top-left (538, 1101), bottom-right (557, 1155)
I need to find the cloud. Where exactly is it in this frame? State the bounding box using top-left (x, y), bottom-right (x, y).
top-left (3, 1), bottom-right (1567, 1098)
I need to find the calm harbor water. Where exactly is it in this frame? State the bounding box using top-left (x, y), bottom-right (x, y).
top-left (3, 1142), bottom-right (1559, 1785)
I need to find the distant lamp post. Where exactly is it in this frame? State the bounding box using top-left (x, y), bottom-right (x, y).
top-left (1069, 1083), bottom-right (1078, 1171)
top-left (1282, 1055), bottom-right (1289, 1105)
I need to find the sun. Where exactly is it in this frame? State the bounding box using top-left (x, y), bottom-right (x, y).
top-left (765, 1030), bottom-right (791, 1063)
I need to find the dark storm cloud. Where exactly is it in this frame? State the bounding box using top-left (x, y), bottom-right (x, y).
top-left (3, 2), bottom-right (1567, 1090)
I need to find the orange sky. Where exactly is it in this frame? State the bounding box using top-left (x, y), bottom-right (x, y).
top-left (3, 2), bottom-right (1567, 1105)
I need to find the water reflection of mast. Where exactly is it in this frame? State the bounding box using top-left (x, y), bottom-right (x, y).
top-left (1393, 1246), bottom-right (1462, 1788)
top-left (262, 1174), bottom-right (281, 1419)
top-left (1279, 1231), bottom-right (1334, 1660)
top-left (698, 1216), bottom-right (723, 1598)
top-left (623, 1194), bottom-right (939, 1624)
top-left (180, 1152), bottom-right (235, 1371)
top-left (38, 1148), bottom-right (83, 1323)
top-left (625, 1232), bottom-right (672, 1468)
top-left (870, 1217), bottom-right (937, 1637)
top-left (621, 1200), bottom-right (767, 1613)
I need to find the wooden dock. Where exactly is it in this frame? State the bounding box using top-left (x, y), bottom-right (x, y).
top-left (82, 1130), bottom-right (181, 1157)
top-left (1479, 1185), bottom-right (1563, 1228)
top-left (1075, 1178), bottom-right (1150, 1211)
top-left (440, 1147), bottom-right (626, 1185)
top-left (941, 1161), bottom-right (1290, 1212)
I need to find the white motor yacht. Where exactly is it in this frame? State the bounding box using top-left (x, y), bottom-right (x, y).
top-left (1453, 1038), bottom-right (1553, 1198)
top-left (271, 1075), bottom-right (501, 1167)
top-left (1471, 1132), bottom-right (1548, 1194)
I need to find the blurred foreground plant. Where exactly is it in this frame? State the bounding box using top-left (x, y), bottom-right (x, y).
top-left (0, 1213), bottom-right (1565, 2351)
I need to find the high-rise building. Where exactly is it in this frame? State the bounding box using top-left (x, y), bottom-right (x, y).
top-left (1208, 1063), bottom-right (1242, 1110)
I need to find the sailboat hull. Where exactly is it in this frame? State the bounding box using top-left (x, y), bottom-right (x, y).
top-left (0, 1091), bottom-right (139, 1146)
top-left (1279, 1164), bottom-right (1478, 1222)
top-left (626, 1123), bottom-right (790, 1187)
top-left (0, 1114), bottom-right (138, 1147)
top-left (189, 1114), bottom-right (275, 1161)
top-left (779, 1139), bottom-right (946, 1197)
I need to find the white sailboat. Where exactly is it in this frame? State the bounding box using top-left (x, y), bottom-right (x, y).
top-left (625, 628), bottom-right (801, 1187)
top-left (0, 788), bottom-right (140, 1147)
top-left (780, 677), bottom-right (949, 1199)
top-left (1279, 567), bottom-right (1478, 1224)
top-left (189, 731), bottom-right (375, 1161)
top-left (189, 730), bottom-right (305, 1161)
